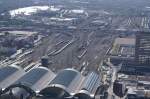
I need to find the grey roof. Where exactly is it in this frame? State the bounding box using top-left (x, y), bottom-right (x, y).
top-left (81, 72), bottom-right (100, 93)
top-left (12, 67), bottom-right (55, 98)
top-left (74, 72), bottom-right (100, 99)
top-left (50, 68), bottom-right (80, 87)
top-left (74, 90), bottom-right (91, 99)
top-left (14, 67), bottom-right (55, 90)
top-left (39, 68), bottom-right (82, 98)
top-left (0, 66), bottom-right (25, 89)
top-left (0, 66), bottom-right (19, 82)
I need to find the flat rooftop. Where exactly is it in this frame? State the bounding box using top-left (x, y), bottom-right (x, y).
top-left (109, 38), bottom-right (135, 57)
top-left (114, 38), bottom-right (135, 45)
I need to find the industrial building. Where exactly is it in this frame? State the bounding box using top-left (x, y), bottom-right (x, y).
top-left (0, 67), bottom-right (101, 99)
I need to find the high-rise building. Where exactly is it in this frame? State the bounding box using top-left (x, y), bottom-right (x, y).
top-left (135, 32), bottom-right (150, 65)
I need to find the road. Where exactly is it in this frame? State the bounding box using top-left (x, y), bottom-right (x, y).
top-left (107, 62), bottom-right (123, 99)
